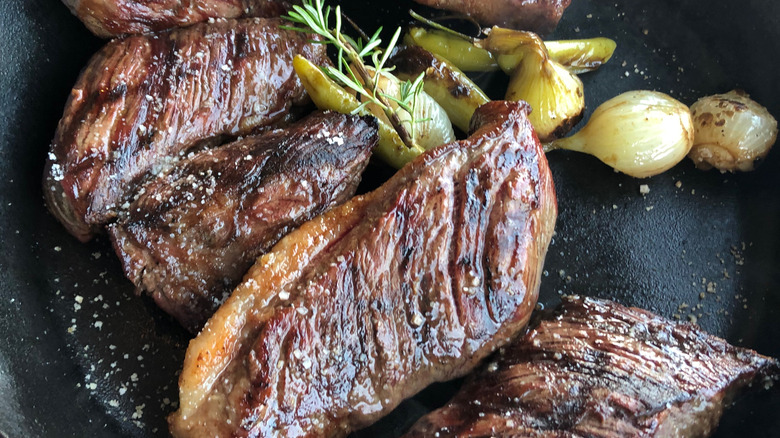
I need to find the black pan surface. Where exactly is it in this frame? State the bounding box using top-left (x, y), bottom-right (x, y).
top-left (1, 0), bottom-right (778, 436)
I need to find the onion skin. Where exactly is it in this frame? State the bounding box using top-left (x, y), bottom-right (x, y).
top-left (363, 70), bottom-right (456, 152)
top-left (688, 90), bottom-right (778, 172)
top-left (483, 27), bottom-right (585, 142)
top-left (504, 53), bottom-right (584, 142)
top-left (549, 90), bottom-right (694, 178)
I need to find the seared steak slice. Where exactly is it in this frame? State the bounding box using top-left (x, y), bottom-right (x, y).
top-left (404, 295), bottom-right (780, 438)
top-left (62, 0), bottom-right (293, 37)
top-left (168, 101), bottom-right (557, 437)
top-left (413, 0), bottom-right (571, 34)
top-left (107, 111), bottom-right (377, 332)
top-left (44, 18), bottom-right (327, 242)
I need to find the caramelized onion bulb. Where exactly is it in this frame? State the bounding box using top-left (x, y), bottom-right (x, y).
top-left (548, 90), bottom-right (694, 178)
top-left (688, 90), bottom-right (777, 172)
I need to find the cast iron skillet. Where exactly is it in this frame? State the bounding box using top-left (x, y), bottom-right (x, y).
top-left (1, 0), bottom-right (778, 436)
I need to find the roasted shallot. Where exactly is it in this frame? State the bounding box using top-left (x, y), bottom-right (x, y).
top-left (688, 90), bottom-right (777, 172)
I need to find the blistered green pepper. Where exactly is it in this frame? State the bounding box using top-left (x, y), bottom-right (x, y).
top-left (293, 55), bottom-right (426, 169)
top-left (405, 27), bottom-right (616, 75)
top-left (404, 27), bottom-right (498, 72)
top-left (391, 46), bottom-right (490, 133)
top-left (498, 38), bottom-right (617, 75)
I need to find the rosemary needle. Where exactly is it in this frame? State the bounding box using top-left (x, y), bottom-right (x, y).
top-left (283, 0), bottom-right (427, 149)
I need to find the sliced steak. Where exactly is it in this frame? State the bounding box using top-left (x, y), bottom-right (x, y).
top-left (413, 0), bottom-right (572, 34)
top-left (404, 295), bottom-right (780, 438)
top-left (61, 0), bottom-right (293, 37)
top-left (168, 100), bottom-right (557, 437)
top-left (107, 111), bottom-right (377, 332)
top-left (44, 18), bottom-right (327, 242)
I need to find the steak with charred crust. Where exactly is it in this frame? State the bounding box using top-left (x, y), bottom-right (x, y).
top-left (404, 295), bottom-right (780, 438)
top-left (413, 0), bottom-right (571, 34)
top-left (168, 100), bottom-right (557, 437)
top-left (61, 0), bottom-right (293, 37)
top-left (108, 111), bottom-right (378, 332)
top-left (44, 18), bottom-right (327, 242)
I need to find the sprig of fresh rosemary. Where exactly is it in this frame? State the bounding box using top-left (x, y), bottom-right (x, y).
top-left (383, 71), bottom-right (427, 139)
top-left (283, 0), bottom-right (427, 149)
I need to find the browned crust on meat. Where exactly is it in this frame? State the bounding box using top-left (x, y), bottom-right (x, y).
top-left (404, 295), bottom-right (780, 438)
top-left (64, 0), bottom-right (293, 38)
top-left (168, 101), bottom-right (557, 437)
top-left (43, 18), bottom-right (327, 241)
top-left (106, 111), bottom-right (377, 332)
top-left (413, 0), bottom-right (572, 34)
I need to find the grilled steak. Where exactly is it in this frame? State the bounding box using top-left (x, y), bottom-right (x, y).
top-left (168, 101), bottom-right (557, 437)
top-left (62, 0), bottom-right (293, 37)
top-left (43, 18), bottom-right (327, 242)
top-left (413, 0), bottom-right (571, 34)
top-left (404, 295), bottom-right (780, 438)
top-left (107, 111), bottom-right (378, 332)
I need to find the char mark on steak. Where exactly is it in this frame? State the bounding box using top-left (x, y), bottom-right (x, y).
top-left (107, 111), bottom-right (378, 332)
top-left (44, 18), bottom-right (328, 242)
top-left (168, 100), bottom-right (557, 437)
top-left (61, 0), bottom-right (294, 37)
top-left (413, 0), bottom-right (572, 34)
top-left (404, 295), bottom-right (780, 438)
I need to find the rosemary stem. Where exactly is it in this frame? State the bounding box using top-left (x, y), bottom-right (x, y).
top-left (409, 10), bottom-right (477, 44)
top-left (339, 36), bottom-right (418, 150)
top-left (283, 0), bottom-right (423, 151)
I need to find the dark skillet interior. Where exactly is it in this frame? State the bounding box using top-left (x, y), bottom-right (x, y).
top-left (1, 0), bottom-right (779, 436)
